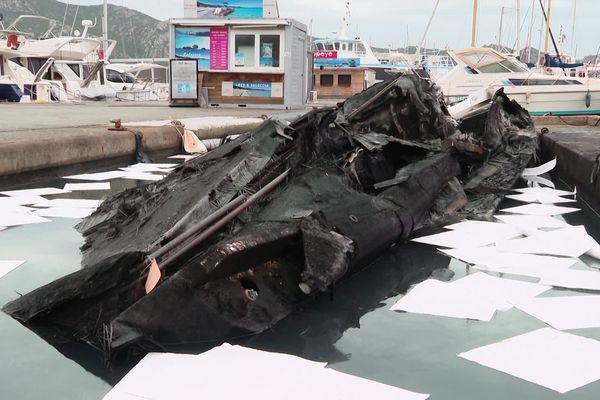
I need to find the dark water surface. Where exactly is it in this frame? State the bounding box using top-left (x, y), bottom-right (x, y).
top-left (1, 166), bottom-right (600, 399)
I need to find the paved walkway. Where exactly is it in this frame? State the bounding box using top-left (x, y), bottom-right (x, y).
top-left (0, 101), bottom-right (313, 133)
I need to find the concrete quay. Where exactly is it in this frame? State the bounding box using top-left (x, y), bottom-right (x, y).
top-left (535, 116), bottom-right (600, 213)
top-left (0, 101), bottom-right (308, 184)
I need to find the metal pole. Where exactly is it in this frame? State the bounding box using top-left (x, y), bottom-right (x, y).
top-left (537, 0), bottom-right (546, 67)
top-left (570, 0), bottom-right (577, 57)
top-left (516, 0), bottom-right (521, 55)
top-left (544, 0), bottom-right (552, 55)
top-left (102, 0), bottom-right (108, 51)
top-left (414, 0), bottom-right (441, 66)
top-left (471, 0), bottom-right (478, 47)
top-left (527, 0), bottom-right (535, 62)
top-left (498, 6), bottom-right (505, 50)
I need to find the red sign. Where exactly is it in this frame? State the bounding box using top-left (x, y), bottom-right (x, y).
top-left (314, 51), bottom-right (338, 59)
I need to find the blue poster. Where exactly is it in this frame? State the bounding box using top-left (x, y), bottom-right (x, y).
top-left (193, 1), bottom-right (263, 18)
top-left (175, 28), bottom-right (210, 70)
top-left (260, 42), bottom-right (273, 67)
top-left (314, 58), bottom-right (361, 68)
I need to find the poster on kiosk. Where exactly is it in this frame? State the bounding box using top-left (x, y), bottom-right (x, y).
top-left (184, 0), bottom-right (279, 19)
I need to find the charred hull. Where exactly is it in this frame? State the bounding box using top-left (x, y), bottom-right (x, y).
top-left (3, 75), bottom-right (537, 358)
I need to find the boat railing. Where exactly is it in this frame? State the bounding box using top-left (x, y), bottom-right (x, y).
top-left (6, 15), bottom-right (58, 40)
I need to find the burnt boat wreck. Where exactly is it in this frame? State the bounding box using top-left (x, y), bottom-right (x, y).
top-left (4, 74), bottom-right (537, 359)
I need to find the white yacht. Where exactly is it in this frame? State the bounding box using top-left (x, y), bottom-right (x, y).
top-left (438, 47), bottom-right (600, 116)
top-left (2, 16), bottom-right (111, 61)
top-left (0, 47), bottom-right (37, 101)
top-left (106, 63), bottom-right (169, 101)
top-left (0, 15), bottom-right (118, 102)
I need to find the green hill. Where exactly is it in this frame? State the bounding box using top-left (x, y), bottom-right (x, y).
top-left (0, 0), bottom-right (168, 59)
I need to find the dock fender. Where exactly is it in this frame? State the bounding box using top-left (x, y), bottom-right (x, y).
top-left (586, 91), bottom-right (592, 108)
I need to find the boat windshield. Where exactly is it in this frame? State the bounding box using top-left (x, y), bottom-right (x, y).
top-left (454, 49), bottom-right (529, 74)
top-left (106, 69), bottom-right (136, 84)
top-left (355, 41), bottom-right (367, 56)
top-left (313, 42), bottom-right (324, 51)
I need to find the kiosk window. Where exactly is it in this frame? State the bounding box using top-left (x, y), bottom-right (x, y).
top-left (259, 35), bottom-right (280, 68)
top-left (235, 35), bottom-right (256, 67)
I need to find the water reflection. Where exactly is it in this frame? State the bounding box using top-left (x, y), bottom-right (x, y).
top-left (241, 242), bottom-right (450, 364)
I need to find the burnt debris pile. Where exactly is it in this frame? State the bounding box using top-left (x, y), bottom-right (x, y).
top-left (3, 74), bottom-right (536, 358)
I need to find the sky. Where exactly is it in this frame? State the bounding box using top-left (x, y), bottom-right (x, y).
top-left (67, 0), bottom-right (599, 57)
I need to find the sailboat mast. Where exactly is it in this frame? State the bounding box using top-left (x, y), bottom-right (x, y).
top-left (471, 0), bottom-right (478, 47)
top-left (102, 0), bottom-right (108, 48)
top-left (516, 0), bottom-right (521, 55)
top-left (498, 6), bottom-right (505, 50)
top-left (544, 0), bottom-right (552, 54)
top-left (414, 0), bottom-right (441, 65)
top-left (570, 0), bottom-right (577, 56)
top-left (527, 0), bottom-right (535, 62)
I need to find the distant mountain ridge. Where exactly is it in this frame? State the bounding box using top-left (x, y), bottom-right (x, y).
top-left (0, 0), bottom-right (169, 59)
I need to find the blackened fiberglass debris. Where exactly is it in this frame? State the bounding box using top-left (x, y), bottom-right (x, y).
top-left (3, 74), bottom-right (536, 359)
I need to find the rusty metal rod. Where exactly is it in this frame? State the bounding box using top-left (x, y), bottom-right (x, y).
top-left (157, 168), bottom-right (290, 271)
top-left (149, 194), bottom-right (247, 261)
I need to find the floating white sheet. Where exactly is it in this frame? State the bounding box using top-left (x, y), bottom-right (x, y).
top-left (0, 205), bottom-right (36, 214)
top-left (0, 260), bottom-right (25, 279)
top-left (119, 172), bottom-right (164, 182)
top-left (63, 182), bottom-right (111, 191)
top-left (169, 154), bottom-right (198, 160)
top-left (33, 199), bottom-right (102, 209)
top-left (104, 344), bottom-right (430, 400)
top-left (459, 328), bottom-right (600, 393)
top-left (444, 220), bottom-right (523, 234)
top-left (496, 226), bottom-right (594, 258)
top-left (64, 171), bottom-right (128, 181)
top-left (0, 187), bottom-right (70, 197)
top-left (522, 158), bottom-right (556, 177)
top-left (513, 187), bottom-right (575, 197)
top-left (119, 163), bottom-right (178, 172)
top-left (33, 207), bottom-right (95, 219)
top-left (448, 273), bottom-right (550, 311)
top-left (506, 192), bottom-right (575, 204)
top-left (540, 270), bottom-right (600, 291)
top-left (0, 211), bottom-right (51, 227)
top-left (138, 162), bottom-right (177, 168)
top-left (390, 279), bottom-right (498, 321)
top-left (512, 295), bottom-right (600, 330)
top-left (440, 247), bottom-right (577, 279)
top-left (500, 204), bottom-right (580, 216)
top-left (412, 223), bottom-right (522, 248)
top-left (390, 273), bottom-right (548, 320)
top-left (0, 195), bottom-right (50, 206)
top-left (494, 215), bottom-right (569, 230)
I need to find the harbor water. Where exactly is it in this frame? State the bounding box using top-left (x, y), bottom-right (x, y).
top-left (1, 161), bottom-right (599, 399)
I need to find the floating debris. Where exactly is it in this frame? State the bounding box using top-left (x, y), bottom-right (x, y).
top-left (3, 74), bottom-right (537, 358)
